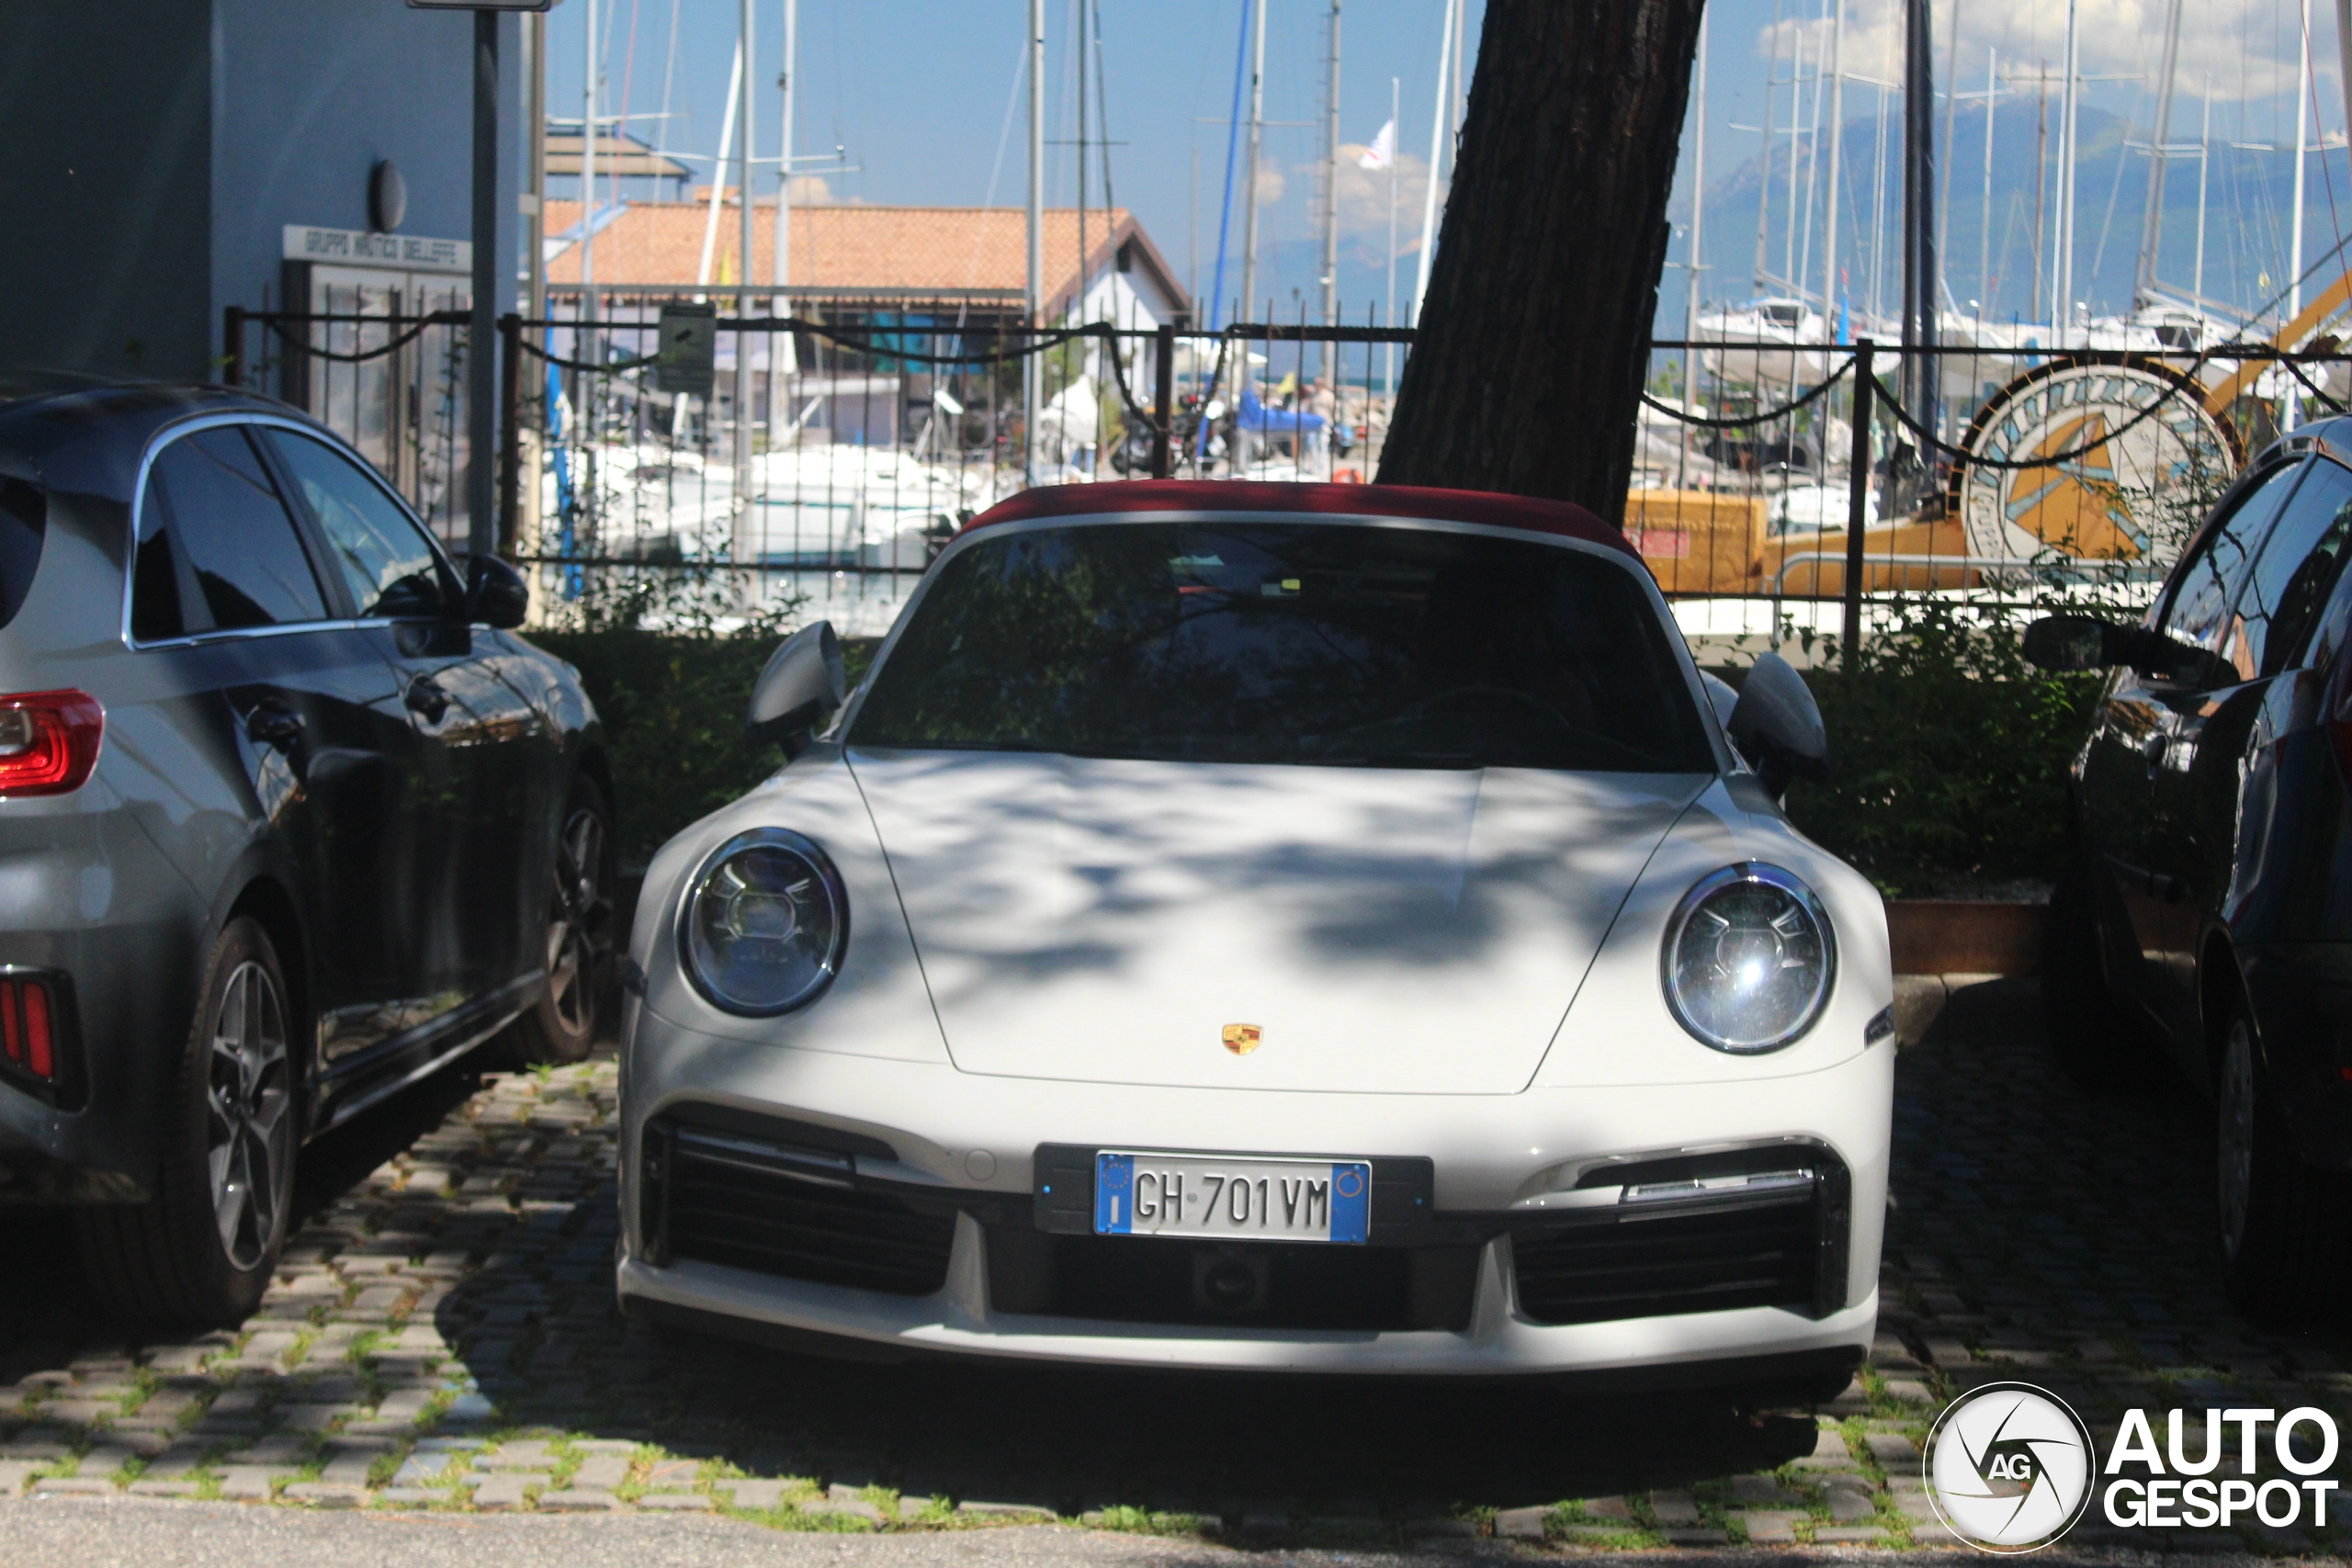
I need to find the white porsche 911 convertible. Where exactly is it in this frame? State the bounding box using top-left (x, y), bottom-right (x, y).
top-left (616, 480), bottom-right (1893, 1395)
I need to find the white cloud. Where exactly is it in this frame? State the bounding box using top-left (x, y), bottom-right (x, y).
top-left (1327, 143), bottom-right (1440, 251)
top-left (1757, 0), bottom-right (2313, 107)
top-left (1253, 165), bottom-right (1288, 206)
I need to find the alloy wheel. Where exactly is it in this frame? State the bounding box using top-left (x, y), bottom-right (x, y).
top-left (545, 806), bottom-right (606, 1040)
top-left (206, 959), bottom-right (291, 1270)
top-left (2218, 1019), bottom-right (2257, 1261)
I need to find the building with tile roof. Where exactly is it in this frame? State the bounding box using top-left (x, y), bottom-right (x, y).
top-left (544, 199), bottom-right (1189, 327)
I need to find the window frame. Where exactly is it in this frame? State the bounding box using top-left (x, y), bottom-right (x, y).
top-left (837, 509), bottom-right (1735, 776)
top-left (256, 424), bottom-right (467, 623)
top-left (2221, 451), bottom-right (2352, 682)
top-left (2150, 455), bottom-right (2312, 658)
top-left (119, 413), bottom-right (462, 651)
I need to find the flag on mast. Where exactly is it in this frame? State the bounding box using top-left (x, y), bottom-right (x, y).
top-left (1359, 118), bottom-right (1396, 170)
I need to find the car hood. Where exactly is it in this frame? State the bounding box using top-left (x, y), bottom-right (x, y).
top-left (847, 750), bottom-right (1709, 1094)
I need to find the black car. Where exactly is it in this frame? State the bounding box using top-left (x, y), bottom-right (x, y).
top-left (2030, 418), bottom-right (2352, 1320)
top-left (0, 380), bottom-right (615, 1325)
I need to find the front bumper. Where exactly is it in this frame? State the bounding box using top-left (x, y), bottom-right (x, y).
top-left (616, 1002), bottom-right (1893, 1379)
top-left (0, 806), bottom-right (205, 1203)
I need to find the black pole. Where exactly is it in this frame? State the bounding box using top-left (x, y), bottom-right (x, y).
top-left (1911, 0), bottom-right (1939, 471)
top-left (1842, 339), bottom-right (1875, 676)
top-left (467, 9), bottom-right (500, 559)
top-left (498, 311), bottom-right (523, 556)
top-left (1899, 0), bottom-right (1923, 426)
top-left (1151, 323), bottom-right (1176, 478)
top-left (223, 306), bottom-right (245, 389)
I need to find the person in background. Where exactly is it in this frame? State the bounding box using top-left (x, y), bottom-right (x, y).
top-left (1304, 377), bottom-right (1337, 467)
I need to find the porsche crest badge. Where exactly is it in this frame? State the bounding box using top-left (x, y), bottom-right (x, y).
top-left (1221, 1023), bottom-right (1262, 1055)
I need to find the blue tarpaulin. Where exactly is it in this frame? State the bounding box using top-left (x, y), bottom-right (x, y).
top-left (1236, 388), bottom-right (1328, 434)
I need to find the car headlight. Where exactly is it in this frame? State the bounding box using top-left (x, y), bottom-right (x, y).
top-left (678, 829), bottom-right (848, 1016)
top-left (1661, 863), bottom-right (1836, 1053)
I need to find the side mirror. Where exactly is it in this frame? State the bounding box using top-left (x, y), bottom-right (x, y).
top-left (2023, 615), bottom-right (2137, 671)
top-left (1726, 651), bottom-right (1827, 800)
top-left (2023, 615), bottom-right (2227, 687)
top-left (463, 554), bottom-right (529, 630)
top-left (746, 621), bottom-right (845, 757)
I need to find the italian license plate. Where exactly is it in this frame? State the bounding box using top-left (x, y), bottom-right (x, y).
top-left (1092, 1151), bottom-right (1371, 1244)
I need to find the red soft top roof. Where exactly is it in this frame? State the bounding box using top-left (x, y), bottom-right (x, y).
top-left (959, 479), bottom-right (1637, 560)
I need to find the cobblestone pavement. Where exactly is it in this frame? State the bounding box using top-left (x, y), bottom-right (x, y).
top-left (3, 976), bottom-right (2350, 1555)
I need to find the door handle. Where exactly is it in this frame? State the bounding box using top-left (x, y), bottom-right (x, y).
top-left (404, 674), bottom-right (450, 722)
top-left (245, 703), bottom-right (303, 750)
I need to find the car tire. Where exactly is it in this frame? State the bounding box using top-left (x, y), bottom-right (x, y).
top-left (2218, 1000), bottom-right (2352, 1323)
top-left (77, 916), bottom-right (299, 1328)
top-left (2040, 857), bottom-right (2136, 1089)
top-left (498, 776), bottom-right (616, 1066)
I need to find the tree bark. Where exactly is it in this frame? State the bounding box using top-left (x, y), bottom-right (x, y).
top-left (1375, 0), bottom-right (1706, 526)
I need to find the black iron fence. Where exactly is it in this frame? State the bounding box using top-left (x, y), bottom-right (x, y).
top-left (224, 301), bottom-right (2345, 649)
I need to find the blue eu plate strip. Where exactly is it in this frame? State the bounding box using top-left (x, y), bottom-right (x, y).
top-left (1094, 1152), bottom-right (1136, 1235)
top-left (1330, 1162), bottom-right (1370, 1244)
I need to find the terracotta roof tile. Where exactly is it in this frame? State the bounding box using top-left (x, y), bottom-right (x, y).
top-left (544, 201), bottom-right (1181, 315)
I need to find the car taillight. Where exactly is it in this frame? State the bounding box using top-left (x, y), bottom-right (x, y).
top-left (0, 973), bottom-right (68, 1100)
top-left (0, 690), bottom-right (102, 796)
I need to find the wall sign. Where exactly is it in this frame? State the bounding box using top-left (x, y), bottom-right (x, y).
top-left (283, 225), bottom-right (469, 274)
top-left (655, 302), bottom-right (718, 397)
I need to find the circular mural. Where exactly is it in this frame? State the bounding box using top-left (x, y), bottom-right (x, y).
top-left (1949, 356), bottom-right (2242, 573)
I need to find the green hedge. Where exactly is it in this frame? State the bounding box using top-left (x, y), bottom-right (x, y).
top-left (526, 628), bottom-right (878, 863)
top-left (1779, 602), bottom-right (2103, 897)
top-left (536, 604), bottom-right (2101, 891)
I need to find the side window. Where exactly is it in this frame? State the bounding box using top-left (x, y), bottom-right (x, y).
top-left (2226, 458), bottom-right (2352, 680)
top-left (134, 426), bottom-right (329, 637)
top-left (259, 430), bottom-right (452, 618)
top-left (2159, 459), bottom-right (2307, 665)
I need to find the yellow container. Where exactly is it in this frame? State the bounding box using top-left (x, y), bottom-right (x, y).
top-left (1622, 491), bottom-right (1769, 596)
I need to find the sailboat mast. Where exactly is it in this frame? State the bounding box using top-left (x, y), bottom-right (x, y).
top-left (1939, 0), bottom-right (1960, 310)
top-left (1025, 0), bottom-right (1044, 485)
top-left (1824, 0), bottom-right (1845, 330)
top-left (2135, 0), bottom-right (2184, 307)
top-left (2288, 0), bottom-right (2312, 426)
top-left (1385, 74), bottom-right (1399, 399)
top-left (2194, 75), bottom-right (2209, 307)
top-left (1410, 0), bottom-right (1457, 325)
top-left (1682, 7), bottom-right (1709, 477)
top-left (771, 0), bottom-right (795, 401)
top-left (1447, 0), bottom-right (1464, 170)
top-left (1239, 0), bottom-right (1267, 320)
top-left (1078, 0), bottom-right (1089, 321)
top-left (2031, 62), bottom-right (2046, 324)
top-left (735, 0), bottom-right (755, 526)
top-left (1755, 0), bottom-right (1781, 291)
top-left (1980, 49), bottom-right (1996, 319)
top-left (1321, 1), bottom-right (1341, 331)
top-left (1795, 0), bottom-right (1823, 314)
top-left (2055, 0), bottom-right (2077, 333)
top-left (1899, 0), bottom-right (1939, 446)
top-left (582, 0), bottom-right (597, 306)
top-left (1784, 29), bottom-right (1804, 288)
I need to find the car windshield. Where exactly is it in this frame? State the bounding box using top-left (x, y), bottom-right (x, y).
top-left (850, 520), bottom-right (1713, 773)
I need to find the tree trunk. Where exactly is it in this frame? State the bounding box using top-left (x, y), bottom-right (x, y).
top-left (1375, 0), bottom-right (1706, 526)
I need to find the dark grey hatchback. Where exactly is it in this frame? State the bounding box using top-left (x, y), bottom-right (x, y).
top-left (0, 381), bottom-right (615, 1325)
top-left (2029, 417), bottom-right (2352, 1322)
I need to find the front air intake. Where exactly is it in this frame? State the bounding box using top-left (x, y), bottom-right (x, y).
top-left (1510, 1145), bottom-right (1849, 1325)
top-left (641, 1113), bottom-right (956, 1297)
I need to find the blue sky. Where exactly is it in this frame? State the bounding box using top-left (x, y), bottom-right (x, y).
top-left (543, 0), bottom-right (2341, 327)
